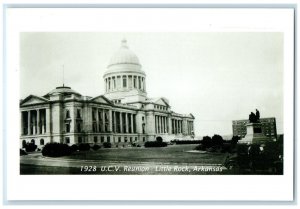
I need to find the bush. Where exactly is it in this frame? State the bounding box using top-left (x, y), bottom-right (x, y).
top-left (103, 142), bottom-right (112, 148)
top-left (20, 149), bottom-right (28, 156)
top-left (144, 141), bottom-right (168, 148)
top-left (171, 139), bottom-right (201, 145)
top-left (78, 143), bottom-right (90, 151)
top-left (211, 134), bottom-right (224, 147)
top-left (42, 143), bottom-right (72, 157)
top-left (92, 144), bottom-right (101, 150)
top-left (25, 142), bottom-right (37, 152)
top-left (201, 136), bottom-right (212, 148)
top-left (70, 144), bottom-right (79, 152)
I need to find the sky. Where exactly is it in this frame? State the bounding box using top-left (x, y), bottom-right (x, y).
top-left (20, 32), bottom-right (283, 136)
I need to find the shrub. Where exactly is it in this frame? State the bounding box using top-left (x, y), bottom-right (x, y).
top-left (156, 136), bottom-right (163, 143)
top-left (103, 142), bottom-right (112, 148)
top-left (201, 136), bottom-right (212, 148)
top-left (144, 141), bottom-right (167, 148)
top-left (171, 140), bottom-right (201, 145)
top-left (211, 134), bottom-right (224, 147)
top-left (78, 143), bottom-right (90, 151)
top-left (20, 149), bottom-right (27, 156)
top-left (70, 144), bottom-right (79, 152)
top-left (92, 144), bottom-right (101, 150)
top-left (25, 142), bottom-right (37, 152)
top-left (42, 143), bottom-right (72, 157)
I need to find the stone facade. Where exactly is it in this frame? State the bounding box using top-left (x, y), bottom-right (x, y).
top-left (20, 39), bottom-right (195, 148)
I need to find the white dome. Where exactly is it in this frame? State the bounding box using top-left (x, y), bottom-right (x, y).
top-left (108, 39), bottom-right (141, 67)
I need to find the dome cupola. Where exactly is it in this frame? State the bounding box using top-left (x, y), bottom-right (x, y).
top-left (103, 39), bottom-right (147, 103)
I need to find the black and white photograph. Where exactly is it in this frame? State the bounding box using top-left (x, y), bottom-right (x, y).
top-left (3, 4), bottom-right (296, 203)
top-left (19, 32), bottom-right (284, 175)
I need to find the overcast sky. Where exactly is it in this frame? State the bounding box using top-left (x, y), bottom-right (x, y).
top-left (20, 32), bottom-right (283, 136)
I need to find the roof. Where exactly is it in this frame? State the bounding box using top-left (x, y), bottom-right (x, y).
top-left (107, 39), bottom-right (141, 67)
top-left (44, 86), bottom-right (81, 97)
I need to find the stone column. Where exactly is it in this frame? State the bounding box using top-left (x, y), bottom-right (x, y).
top-left (95, 109), bottom-right (99, 132)
top-left (37, 109), bottom-right (40, 135)
top-left (158, 116), bottom-right (161, 133)
top-left (125, 113), bottom-right (129, 133)
top-left (20, 112), bottom-right (24, 135)
top-left (162, 116), bottom-right (165, 133)
top-left (130, 114), bottom-right (134, 133)
top-left (156, 116), bottom-right (159, 133)
top-left (165, 117), bottom-right (167, 133)
top-left (168, 117), bottom-right (172, 134)
top-left (27, 110), bottom-right (31, 135)
top-left (46, 108), bottom-right (50, 134)
top-left (120, 112), bottom-right (123, 133)
top-left (113, 111), bottom-right (117, 133)
top-left (109, 109), bottom-right (113, 132)
top-left (102, 110), bottom-right (105, 132)
top-left (131, 76), bottom-right (134, 89)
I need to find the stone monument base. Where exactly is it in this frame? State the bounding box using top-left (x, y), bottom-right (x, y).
top-left (239, 122), bottom-right (271, 144)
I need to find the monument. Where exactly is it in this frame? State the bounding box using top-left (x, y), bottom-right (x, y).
top-left (239, 109), bottom-right (271, 144)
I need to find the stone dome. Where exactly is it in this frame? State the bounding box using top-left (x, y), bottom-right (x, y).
top-left (108, 39), bottom-right (141, 67)
top-left (45, 86), bottom-right (81, 96)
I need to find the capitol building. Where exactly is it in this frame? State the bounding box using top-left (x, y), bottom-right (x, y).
top-left (20, 39), bottom-right (195, 148)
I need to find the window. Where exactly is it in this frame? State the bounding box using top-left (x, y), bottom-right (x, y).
top-left (66, 123), bottom-right (71, 133)
top-left (130, 137), bottom-right (132, 143)
top-left (94, 136), bottom-right (98, 143)
top-left (40, 138), bottom-right (44, 145)
top-left (107, 137), bottom-right (110, 143)
top-left (77, 123), bottom-right (81, 132)
top-left (65, 137), bottom-right (70, 144)
top-left (135, 137), bottom-right (137, 142)
top-left (143, 137), bottom-right (146, 142)
top-left (22, 140), bottom-right (26, 148)
top-left (66, 110), bottom-right (70, 118)
top-left (77, 109), bottom-right (81, 118)
top-left (31, 139), bottom-right (35, 145)
top-left (101, 136), bottom-right (104, 143)
top-left (78, 137), bottom-right (82, 144)
top-left (124, 137), bottom-right (128, 143)
top-left (118, 137), bottom-right (121, 143)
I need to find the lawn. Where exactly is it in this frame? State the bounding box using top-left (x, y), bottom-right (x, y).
top-left (20, 144), bottom-right (230, 175)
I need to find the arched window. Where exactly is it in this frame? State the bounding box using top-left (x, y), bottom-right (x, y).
top-left (31, 139), bottom-right (35, 145)
top-left (40, 138), bottom-right (44, 145)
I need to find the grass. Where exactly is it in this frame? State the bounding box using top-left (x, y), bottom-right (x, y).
top-left (20, 144), bottom-right (229, 175)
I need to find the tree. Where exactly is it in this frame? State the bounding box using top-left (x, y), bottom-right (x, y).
top-left (201, 136), bottom-right (212, 148)
top-left (211, 134), bottom-right (223, 147)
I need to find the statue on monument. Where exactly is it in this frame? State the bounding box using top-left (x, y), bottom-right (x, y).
top-left (249, 109), bottom-right (260, 123)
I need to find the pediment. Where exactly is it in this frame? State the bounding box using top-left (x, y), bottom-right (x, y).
top-left (154, 98), bottom-right (170, 107)
top-left (90, 95), bottom-right (112, 105)
top-left (20, 95), bottom-right (49, 106)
